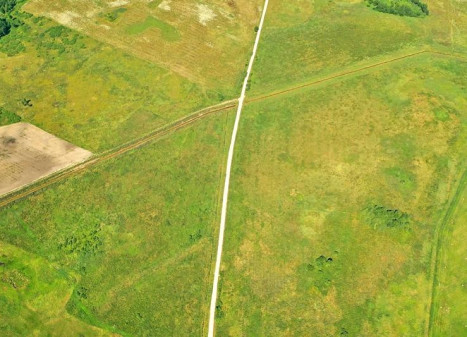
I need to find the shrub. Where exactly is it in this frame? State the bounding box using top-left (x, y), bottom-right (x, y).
top-left (366, 0), bottom-right (429, 17)
top-left (363, 204), bottom-right (411, 229)
top-left (0, 18), bottom-right (10, 37)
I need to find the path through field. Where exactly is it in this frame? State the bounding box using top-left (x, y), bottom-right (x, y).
top-left (207, 1), bottom-right (269, 336)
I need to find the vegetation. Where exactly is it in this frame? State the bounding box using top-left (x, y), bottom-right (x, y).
top-left (432, 175), bottom-right (467, 336)
top-left (216, 56), bottom-right (467, 336)
top-left (0, 0), bottom-right (23, 39)
top-left (366, 0), bottom-right (429, 17)
top-left (0, 0), bottom-right (466, 335)
top-left (248, 0), bottom-right (455, 96)
top-left (24, 0), bottom-right (263, 93)
top-left (0, 13), bottom-right (219, 151)
top-left (127, 16), bottom-right (180, 41)
top-left (363, 204), bottom-right (411, 229)
top-left (0, 112), bottom-right (233, 336)
top-left (103, 7), bottom-right (127, 22)
top-left (0, 18), bottom-right (10, 37)
top-left (0, 107), bottom-right (21, 126)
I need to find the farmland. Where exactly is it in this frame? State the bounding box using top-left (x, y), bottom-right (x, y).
top-left (0, 122), bottom-right (91, 196)
top-left (0, 0), bottom-right (466, 335)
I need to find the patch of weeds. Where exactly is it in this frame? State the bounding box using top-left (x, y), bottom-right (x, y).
top-left (363, 204), bottom-right (411, 230)
top-left (303, 254), bottom-right (337, 293)
top-left (384, 167), bottom-right (416, 194)
top-left (102, 7), bottom-right (127, 22)
top-left (58, 223), bottom-right (103, 257)
top-left (433, 105), bottom-right (456, 122)
top-left (189, 229), bottom-right (202, 243)
top-left (1, 268), bottom-right (29, 289)
top-left (0, 107), bottom-right (21, 126)
top-left (36, 24), bottom-right (85, 56)
top-left (76, 286), bottom-right (89, 299)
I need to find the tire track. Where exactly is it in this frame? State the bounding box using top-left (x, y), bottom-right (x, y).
top-left (1, 49), bottom-right (464, 210)
top-left (245, 49), bottom-right (467, 104)
top-left (246, 50), bottom-right (429, 104)
top-left (427, 169), bottom-right (467, 336)
top-left (0, 101), bottom-right (237, 209)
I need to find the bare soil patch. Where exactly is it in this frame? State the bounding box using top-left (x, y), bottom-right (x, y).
top-left (0, 123), bottom-right (92, 196)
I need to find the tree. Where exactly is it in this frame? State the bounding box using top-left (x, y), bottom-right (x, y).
top-left (0, 18), bottom-right (10, 37)
top-left (0, 0), bottom-right (17, 15)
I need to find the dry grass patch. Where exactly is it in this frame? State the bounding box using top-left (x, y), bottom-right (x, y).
top-left (24, 0), bottom-right (263, 90)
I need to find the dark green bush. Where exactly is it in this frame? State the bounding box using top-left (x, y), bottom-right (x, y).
top-left (367, 0), bottom-right (429, 17)
top-left (364, 204), bottom-right (411, 229)
top-left (0, 18), bottom-right (10, 37)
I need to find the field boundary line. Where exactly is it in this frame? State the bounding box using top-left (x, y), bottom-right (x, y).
top-left (429, 49), bottom-right (467, 62)
top-left (246, 50), bottom-right (429, 104)
top-left (245, 49), bottom-right (467, 105)
top-left (426, 168), bottom-right (467, 337)
top-left (0, 100), bottom-right (237, 209)
top-left (207, 1), bottom-right (269, 336)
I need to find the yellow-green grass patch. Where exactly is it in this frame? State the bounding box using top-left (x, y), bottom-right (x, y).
top-left (24, 0), bottom-right (264, 91)
top-left (248, 0), bottom-right (466, 96)
top-left (0, 110), bottom-right (234, 336)
top-left (0, 14), bottom-right (221, 152)
top-left (216, 55), bottom-right (467, 336)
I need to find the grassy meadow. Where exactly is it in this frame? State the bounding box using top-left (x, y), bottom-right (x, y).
top-left (24, 0), bottom-right (263, 91)
top-left (0, 10), bottom-right (224, 152)
top-left (249, 0), bottom-right (466, 96)
top-left (0, 110), bottom-right (234, 336)
top-left (0, 0), bottom-right (467, 335)
top-left (216, 55), bottom-right (467, 336)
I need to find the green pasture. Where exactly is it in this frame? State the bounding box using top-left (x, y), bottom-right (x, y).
top-left (249, 0), bottom-right (466, 96)
top-left (216, 55), bottom-right (467, 336)
top-left (431, 172), bottom-right (467, 336)
top-left (0, 111), bottom-right (234, 336)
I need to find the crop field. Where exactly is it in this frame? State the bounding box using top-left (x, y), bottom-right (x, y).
top-left (24, 0), bottom-right (263, 90)
top-left (0, 111), bottom-right (234, 336)
top-left (217, 55), bottom-right (467, 336)
top-left (0, 122), bottom-right (91, 196)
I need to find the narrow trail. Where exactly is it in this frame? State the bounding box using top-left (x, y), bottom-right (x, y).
top-left (207, 1), bottom-right (269, 336)
top-left (427, 169), bottom-right (467, 336)
top-left (0, 100), bottom-right (237, 209)
top-left (246, 50), bottom-right (429, 104)
top-left (246, 49), bottom-right (467, 104)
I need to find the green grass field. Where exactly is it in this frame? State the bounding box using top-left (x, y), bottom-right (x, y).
top-left (217, 55), bottom-right (467, 336)
top-left (126, 16), bottom-right (180, 41)
top-left (0, 12), bottom-right (223, 152)
top-left (0, 111), bottom-right (234, 336)
top-left (249, 0), bottom-right (465, 96)
top-left (1, 0), bottom-right (467, 335)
